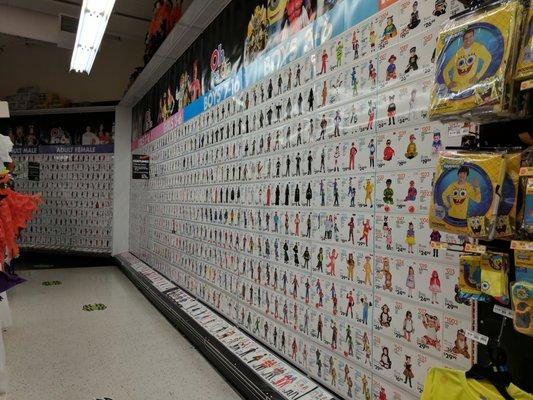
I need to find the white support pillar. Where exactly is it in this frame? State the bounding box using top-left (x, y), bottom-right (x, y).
top-left (112, 106), bottom-right (132, 255)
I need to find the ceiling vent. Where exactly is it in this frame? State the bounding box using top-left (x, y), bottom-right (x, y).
top-left (60, 14), bottom-right (78, 34)
top-left (57, 14), bottom-right (77, 49)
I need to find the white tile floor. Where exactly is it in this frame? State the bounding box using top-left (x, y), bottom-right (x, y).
top-left (1, 266), bottom-right (242, 400)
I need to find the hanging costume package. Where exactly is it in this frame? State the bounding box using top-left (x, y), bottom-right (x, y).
top-left (429, 150), bottom-right (505, 238)
top-left (429, 1), bottom-right (524, 121)
top-left (495, 152), bottom-right (521, 238)
top-left (479, 251), bottom-right (510, 305)
top-left (511, 281), bottom-right (533, 337)
top-left (458, 254), bottom-right (487, 302)
top-left (459, 252), bottom-right (510, 304)
top-left (515, 4), bottom-right (533, 81)
top-left (515, 249), bottom-right (533, 283)
top-left (519, 150), bottom-right (533, 236)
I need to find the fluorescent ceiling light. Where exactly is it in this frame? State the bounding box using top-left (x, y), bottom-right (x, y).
top-left (70, 0), bottom-right (116, 74)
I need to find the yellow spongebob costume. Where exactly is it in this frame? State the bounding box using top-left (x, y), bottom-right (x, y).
top-left (442, 41), bottom-right (492, 93)
top-left (442, 180), bottom-right (481, 220)
top-left (429, 151), bottom-right (505, 237)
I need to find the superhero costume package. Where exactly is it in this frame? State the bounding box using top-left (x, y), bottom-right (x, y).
top-left (429, 151), bottom-right (505, 238)
top-left (515, 4), bottom-right (533, 81)
top-left (428, 0), bottom-right (524, 121)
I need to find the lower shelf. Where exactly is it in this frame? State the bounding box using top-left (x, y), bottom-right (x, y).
top-left (115, 252), bottom-right (336, 400)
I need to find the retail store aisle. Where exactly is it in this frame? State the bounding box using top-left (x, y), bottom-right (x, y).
top-left (1, 266), bottom-right (242, 400)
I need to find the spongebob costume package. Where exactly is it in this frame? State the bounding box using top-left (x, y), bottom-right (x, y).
top-left (511, 281), bottom-right (533, 336)
top-left (429, 151), bottom-right (505, 238)
top-left (429, 1), bottom-right (524, 120)
top-left (459, 252), bottom-right (510, 304)
top-left (495, 152), bottom-right (521, 238)
top-left (515, 4), bottom-right (533, 81)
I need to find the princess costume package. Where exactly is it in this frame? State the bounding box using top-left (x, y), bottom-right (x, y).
top-left (429, 150), bottom-right (505, 238)
top-left (429, 0), bottom-right (523, 120)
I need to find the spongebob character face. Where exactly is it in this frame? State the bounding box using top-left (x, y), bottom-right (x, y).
top-left (456, 53), bottom-right (476, 76)
top-left (452, 187), bottom-right (468, 205)
top-left (495, 216), bottom-right (508, 234)
top-left (467, 216), bottom-right (482, 235)
top-left (488, 254), bottom-right (505, 271)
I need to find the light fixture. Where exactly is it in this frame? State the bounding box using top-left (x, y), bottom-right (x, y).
top-left (70, 0), bottom-right (116, 74)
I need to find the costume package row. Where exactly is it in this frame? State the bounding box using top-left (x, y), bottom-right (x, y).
top-left (429, 150), bottom-right (508, 239)
top-left (429, 0), bottom-right (524, 120)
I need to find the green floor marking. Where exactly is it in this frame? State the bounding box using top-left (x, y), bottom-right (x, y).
top-left (82, 303), bottom-right (107, 312)
top-left (42, 280), bottom-right (62, 286)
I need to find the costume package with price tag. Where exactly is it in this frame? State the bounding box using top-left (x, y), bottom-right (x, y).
top-left (429, 150), bottom-right (505, 238)
top-left (428, 0), bottom-right (524, 120)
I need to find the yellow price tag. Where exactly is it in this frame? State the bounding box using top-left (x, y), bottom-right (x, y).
top-left (511, 240), bottom-right (533, 251)
top-left (520, 78), bottom-right (533, 91)
top-left (519, 167), bottom-right (533, 176)
top-left (464, 243), bottom-right (486, 254)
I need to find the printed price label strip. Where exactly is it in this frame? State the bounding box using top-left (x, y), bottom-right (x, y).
top-left (493, 304), bottom-right (514, 319)
top-left (448, 128), bottom-right (471, 137)
top-left (464, 329), bottom-right (489, 346)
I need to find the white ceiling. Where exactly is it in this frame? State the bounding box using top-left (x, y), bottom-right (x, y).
top-left (0, 0), bottom-right (154, 40)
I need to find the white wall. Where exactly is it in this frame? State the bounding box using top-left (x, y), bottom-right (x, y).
top-left (0, 38), bottom-right (143, 103)
top-left (112, 106), bottom-right (132, 255)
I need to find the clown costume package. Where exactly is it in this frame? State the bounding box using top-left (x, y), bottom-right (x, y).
top-left (429, 150), bottom-right (505, 238)
top-left (428, 0), bottom-right (524, 120)
top-left (515, 4), bottom-right (533, 81)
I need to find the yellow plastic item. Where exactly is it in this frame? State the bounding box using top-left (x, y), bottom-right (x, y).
top-left (421, 367), bottom-right (533, 399)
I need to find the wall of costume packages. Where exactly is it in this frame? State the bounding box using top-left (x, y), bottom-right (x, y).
top-left (129, 0), bottom-right (533, 399)
top-left (11, 152), bottom-right (113, 254)
top-left (0, 112), bottom-right (116, 254)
